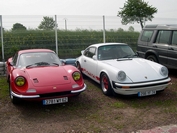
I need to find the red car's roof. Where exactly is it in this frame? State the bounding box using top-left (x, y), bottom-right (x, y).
top-left (18, 49), bottom-right (55, 54)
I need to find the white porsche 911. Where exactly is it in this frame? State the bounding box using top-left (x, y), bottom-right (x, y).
top-left (76, 43), bottom-right (171, 97)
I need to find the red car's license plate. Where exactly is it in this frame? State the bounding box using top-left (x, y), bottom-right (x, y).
top-left (43, 97), bottom-right (68, 105)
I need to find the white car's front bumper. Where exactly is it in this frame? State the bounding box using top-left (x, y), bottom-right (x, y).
top-left (112, 77), bottom-right (171, 96)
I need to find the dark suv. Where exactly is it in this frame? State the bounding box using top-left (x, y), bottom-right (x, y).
top-left (137, 24), bottom-right (177, 69)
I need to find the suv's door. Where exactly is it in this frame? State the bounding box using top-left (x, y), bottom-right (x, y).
top-left (152, 30), bottom-right (171, 66)
top-left (167, 31), bottom-right (177, 69)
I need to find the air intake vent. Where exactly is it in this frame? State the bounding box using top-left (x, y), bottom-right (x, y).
top-left (33, 78), bottom-right (39, 83)
top-left (63, 76), bottom-right (68, 80)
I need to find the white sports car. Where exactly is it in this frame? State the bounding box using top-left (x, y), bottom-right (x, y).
top-left (76, 43), bottom-right (171, 97)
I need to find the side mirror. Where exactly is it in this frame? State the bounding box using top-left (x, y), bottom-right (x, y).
top-left (8, 62), bottom-right (13, 66)
top-left (81, 50), bottom-right (84, 55)
top-left (92, 55), bottom-right (97, 60)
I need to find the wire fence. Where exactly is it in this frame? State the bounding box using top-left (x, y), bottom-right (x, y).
top-left (0, 15), bottom-right (177, 61)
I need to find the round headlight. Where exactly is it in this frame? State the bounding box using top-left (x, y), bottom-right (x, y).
top-left (73, 72), bottom-right (81, 81)
top-left (118, 71), bottom-right (126, 81)
top-left (160, 66), bottom-right (168, 76)
top-left (15, 76), bottom-right (25, 86)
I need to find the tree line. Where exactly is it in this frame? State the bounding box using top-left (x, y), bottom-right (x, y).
top-left (10, 0), bottom-right (157, 31)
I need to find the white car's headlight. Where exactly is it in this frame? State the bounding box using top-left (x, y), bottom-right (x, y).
top-left (118, 71), bottom-right (126, 81)
top-left (160, 66), bottom-right (168, 76)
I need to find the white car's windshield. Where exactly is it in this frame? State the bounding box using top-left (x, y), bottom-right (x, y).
top-left (98, 45), bottom-right (136, 60)
top-left (18, 52), bottom-right (62, 68)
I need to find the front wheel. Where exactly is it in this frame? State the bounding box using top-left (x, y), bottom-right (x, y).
top-left (100, 73), bottom-right (114, 96)
top-left (76, 62), bottom-right (82, 72)
top-left (146, 55), bottom-right (158, 62)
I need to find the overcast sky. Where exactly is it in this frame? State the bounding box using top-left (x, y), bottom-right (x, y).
top-left (0, 0), bottom-right (177, 18)
top-left (0, 0), bottom-right (177, 31)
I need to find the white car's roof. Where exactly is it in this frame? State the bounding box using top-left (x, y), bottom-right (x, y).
top-left (89, 43), bottom-right (127, 48)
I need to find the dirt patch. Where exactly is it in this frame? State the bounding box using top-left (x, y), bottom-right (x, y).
top-left (0, 69), bottom-right (177, 133)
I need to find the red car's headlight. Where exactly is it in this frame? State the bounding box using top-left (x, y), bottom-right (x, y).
top-left (15, 76), bottom-right (25, 86)
top-left (72, 72), bottom-right (81, 81)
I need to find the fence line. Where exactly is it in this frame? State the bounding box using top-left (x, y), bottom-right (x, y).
top-left (0, 15), bottom-right (177, 62)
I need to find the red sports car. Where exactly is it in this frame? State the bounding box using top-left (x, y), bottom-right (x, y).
top-left (6, 49), bottom-right (87, 105)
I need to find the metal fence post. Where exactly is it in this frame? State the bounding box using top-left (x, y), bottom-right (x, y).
top-left (103, 15), bottom-right (106, 43)
top-left (0, 15), bottom-right (4, 62)
top-left (55, 15), bottom-right (58, 55)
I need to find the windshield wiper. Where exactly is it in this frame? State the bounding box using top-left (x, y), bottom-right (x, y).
top-left (118, 54), bottom-right (138, 59)
top-left (121, 55), bottom-right (133, 58)
top-left (35, 62), bottom-right (50, 66)
top-left (51, 63), bottom-right (59, 66)
top-left (26, 62), bottom-right (50, 68)
top-left (26, 64), bottom-right (37, 68)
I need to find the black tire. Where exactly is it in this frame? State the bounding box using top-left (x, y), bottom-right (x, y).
top-left (76, 61), bottom-right (86, 78)
top-left (100, 73), bottom-right (114, 96)
top-left (9, 83), bottom-right (21, 104)
top-left (146, 55), bottom-right (158, 62)
top-left (76, 62), bottom-right (82, 72)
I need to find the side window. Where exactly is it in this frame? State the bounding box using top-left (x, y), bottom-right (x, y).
top-left (155, 30), bottom-right (171, 44)
top-left (88, 47), bottom-right (96, 58)
top-left (12, 53), bottom-right (18, 66)
top-left (84, 47), bottom-right (96, 58)
top-left (141, 30), bottom-right (153, 42)
top-left (172, 31), bottom-right (177, 45)
top-left (84, 48), bottom-right (89, 57)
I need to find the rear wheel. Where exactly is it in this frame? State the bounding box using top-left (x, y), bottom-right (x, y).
top-left (9, 83), bottom-right (21, 104)
top-left (100, 73), bottom-right (114, 96)
top-left (146, 55), bottom-right (158, 62)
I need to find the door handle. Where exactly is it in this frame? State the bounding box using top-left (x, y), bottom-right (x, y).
top-left (153, 45), bottom-right (157, 48)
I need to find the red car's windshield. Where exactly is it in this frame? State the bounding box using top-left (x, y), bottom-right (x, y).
top-left (17, 52), bottom-right (62, 68)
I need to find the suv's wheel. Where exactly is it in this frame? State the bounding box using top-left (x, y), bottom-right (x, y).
top-left (146, 55), bottom-right (158, 62)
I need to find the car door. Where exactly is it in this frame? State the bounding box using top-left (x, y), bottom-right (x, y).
top-left (152, 30), bottom-right (171, 66)
top-left (81, 46), bottom-right (98, 81)
top-left (167, 30), bottom-right (177, 69)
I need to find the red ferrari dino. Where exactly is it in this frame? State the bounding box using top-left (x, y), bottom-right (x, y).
top-left (6, 49), bottom-right (86, 105)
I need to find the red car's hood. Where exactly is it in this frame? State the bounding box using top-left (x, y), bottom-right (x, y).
top-left (25, 66), bottom-right (71, 87)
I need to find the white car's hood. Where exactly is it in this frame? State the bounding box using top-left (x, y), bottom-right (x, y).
top-left (102, 58), bottom-right (164, 82)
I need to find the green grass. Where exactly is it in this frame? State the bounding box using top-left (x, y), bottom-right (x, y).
top-left (111, 101), bottom-right (127, 108)
top-left (0, 76), bottom-right (8, 99)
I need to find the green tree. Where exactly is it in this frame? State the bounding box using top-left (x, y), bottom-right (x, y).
top-left (117, 28), bottom-right (124, 32)
top-left (11, 23), bottom-right (27, 31)
top-left (128, 26), bottom-right (134, 32)
top-left (38, 16), bottom-right (55, 30)
top-left (117, 0), bottom-right (157, 29)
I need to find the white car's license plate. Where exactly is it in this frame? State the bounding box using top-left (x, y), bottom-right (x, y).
top-left (43, 97), bottom-right (68, 105)
top-left (138, 90), bottom-right (156, 97)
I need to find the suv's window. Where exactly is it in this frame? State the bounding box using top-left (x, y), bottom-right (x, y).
top-left (172, 31), bottom-right (177, 45)
top-left (155, 30), bottom-right (171, 44)
top-left (141, 30), bottom-right (153, 42)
